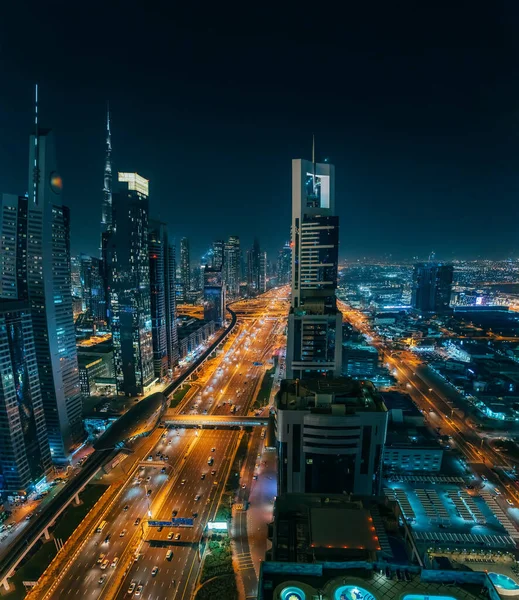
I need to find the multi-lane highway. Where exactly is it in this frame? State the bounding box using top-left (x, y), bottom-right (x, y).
top-left (47, 289), bottom-right (288, 600)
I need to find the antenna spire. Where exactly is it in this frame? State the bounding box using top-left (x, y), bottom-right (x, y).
top-left (312, 133), bottom-right (315, 164)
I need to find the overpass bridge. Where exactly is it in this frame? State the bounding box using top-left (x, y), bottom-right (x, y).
top-left (162, 414), bottom-right (270, 428)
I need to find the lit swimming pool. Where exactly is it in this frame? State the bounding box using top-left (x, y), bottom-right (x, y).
top-left (335, 586), bottom-right (375, 600)
top-left (280, 586), bottom-right (305, 600)
top-left (488, 573), bottom-right (519, 591)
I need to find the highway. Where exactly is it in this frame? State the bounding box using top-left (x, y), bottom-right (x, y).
top-left (48, 289), bottom-right (288, 600)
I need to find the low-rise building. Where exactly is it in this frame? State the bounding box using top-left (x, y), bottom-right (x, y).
top-left (177, 317), bottom-right (216, 359)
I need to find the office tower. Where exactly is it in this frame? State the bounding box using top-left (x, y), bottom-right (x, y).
top-left (27, 123), bottom-right (83, 460)
top-left (286, 155), bottom-right (342, 379)
top-left (0, 301), bottom-right (52, 492)
top-left (259, 250), bottom-right (267, 293)
top-left (164, 240), bottom-right (179, 370)
top-left (247, 238), bottom-right (262, 296)
top-left (203, 266), bottom-right (226, 325)
top-left (70, 255), bottom-right (83, 303)
top-left (224, 235), bottom-right (241, 299)
top-left (212, 240), bottom-right (224, 271)
top-left (149, 220), bottom-right (179, 377)
top-left (277, 241), bottom-right (292, 286)
top-left (100, 105), bottom-right (112, 234)
top-left (106, 173), bottom-right (154, 396)
top-left (411, 262), bottom-right (454, 314)
top-left (275, 378), bottom-right (387, 495)
top-left (0, 194), bottom-right (28, 300)
top-left (180, 237), bottom-right (191, 302)
top-left (80, 254), bottom-right (106, 324)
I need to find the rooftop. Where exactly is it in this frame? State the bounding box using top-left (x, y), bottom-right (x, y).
top-left (276, 378), bottom-right (387, 414)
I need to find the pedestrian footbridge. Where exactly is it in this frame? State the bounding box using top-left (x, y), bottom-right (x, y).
top-left (162, 414), bottom-right (270, 428)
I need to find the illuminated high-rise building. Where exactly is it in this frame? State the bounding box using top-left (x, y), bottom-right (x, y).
top-left (0, 194), bottom-right (28, 300)
top-left (80, 254), bottom-right (106, 323)
top-left (411, 262), bottom-right (453, 314)
top-left (27, 122), bottom-right (83, 460)
top-left (100, 105), bottom-right (112, 234)
top-left (259, 250), bottom-right (267, 293)
top-left (247, 238), bottom-right (262, 296)
top-left (286, 154), bottom-right (342, 379)
top-left (149, 220), bottom-right (179, 378)
top-left (224, 235), bottom-right (241, 298)
top-left (212, 239), bottom-right (224, 271)
top-left (277, 241), bottom-right (292, 286)
top-left (180, 237), bottom-right (191, 302)
top-left (0, 301), bottom-right (52, 492)
top-left (106, 173), bottom-right (154, 396)
top-left (203, 266), bottom-right (226, 325)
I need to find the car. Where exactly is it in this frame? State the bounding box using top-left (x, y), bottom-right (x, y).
top-left (98, 575), bottom-right (107, 585)
top-left (128, 582), bottom-right (136, 594)
top-left (104, 534), bottom-right (111, 543)
top-left (194, 494), bottom-right (201, 501)
top-left (96, 553), bottom-right (106, 564)
top-left (181, 479), bottom-right (186, 485)
top-left (172, 510), bottom-right (178, 517)
top-left (135, 584), bottom-right (143, 597)
top-left (166, 550), bottom-right (173, 560)
top-left (253, 475), bottom-right (258, 480)
top-left (495, 488), bottom-right (501, 495)
top-left (507, 498), bottom-right (514, 506)
top-left (147, 489), bottom-right (152, 496)
top-left (151, 566), bottom-right (159, 576)
top-left (167, 531), bottom-right (174, 540)
top-left (213, 480), bottom-right (218, 485)
top-left (120, 529), bottom-right (127, 537)
top-left (147, 455), bottom-right (153, 461)
top-left (481, 475), bottom-right (488, 482)
top-left (241, 483), bottom-right (246, 489)
top-left (201, 473), bottom-right (206, 480)
top-left (111, 556), bottom-right (119, 568)
top-left (100, 559), bottom-right (109, 570)
top-left (211, 447), bottom-right (216, 452)
top-left (192, 512), bottom-right (198, 518)
top-left (174, 533), bottom-right (181, 541)
top-left (161, 467), bottom-right (166, 473)
top-left (134, 518), bottom-right (141, 526)
top-left (123, 504), bottom-right (129, 511)
top-left (211, 470), bottom-right (216, 476)
top-left (157, 526), bottom-right (163, 532)
top-left (146, 476), bottom-right (151, 482)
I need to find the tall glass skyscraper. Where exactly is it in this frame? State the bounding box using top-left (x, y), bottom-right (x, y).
top-left (0, 194), bottom-right (28, 300)
top-left (224, 235), bottom-right (241, 299)
top-left (411, 263), bottom-right (454, 314)
top-left (149, 220), bottom-right (179, 378)
top-left (180, 237), bottom-right (191, 303)
top-left (0, 301), bottom-right (52, 492)
top-left (286, 157), bottom-right (342, 379)
top-left (26, 128), bottom-right (83, 460)
top-left (106, 173), bottom-right (154, 396)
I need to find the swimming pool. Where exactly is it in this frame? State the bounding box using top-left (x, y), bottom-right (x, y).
top-left (280, 586), bottom-right (305, 600)
top-left (488, 573), bottom-right (519, 591)
top-left (335, 586), bottom-right (375, 600)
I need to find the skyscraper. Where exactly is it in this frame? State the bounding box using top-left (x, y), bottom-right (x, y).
top-left (203, 266), bottom-right (226, 325)
top-left (286, 155), bottom-right (342, 379)
top-left (100, 105), bottom-right (112, 234)
top-left (149, 220), bottom-right (179, 378)
top-left (106, 173), bottom-right (154, 396)
top-left (180, 237), bottom-right (191, 303)
top-left (27, 124), bottom-right (83, 460)
top-left (0, 301), bottom-right (52, 492)
top-left (247, 238), bottom-right (261, 296)
top-left (277, 241), bottom-right (292, 286)
top-left (411, 262), bottom-right (454, 314)
top-left (259, 250), bottom-right (267, 293)
top-left (0, 194), bottom-right (28, 300)
top-left (80, 254), bottom-right (106, 324)
top-left (224, 235), bottom-right (241, 299)
top-left (212, 239), bottom-right (225, 271)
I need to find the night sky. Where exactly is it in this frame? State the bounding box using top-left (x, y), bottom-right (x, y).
top-left (1, 3), bottom-right (519, 262)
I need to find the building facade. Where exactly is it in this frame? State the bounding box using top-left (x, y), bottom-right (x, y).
top-left (80, 255), bottom-right (106, 324)
top-left (106, 173), bottom-right (154, 396)
top-left (286, 157), bottom-right (342, 379)
top-left (179, 237), bottom-right (191, 303)
top-left (277, 241), bottom-right (292, 286)
top-left (203, 266), bottom-right (226, 326)
top-left (0, 301), bottom-right (52, 493)
top-left (26, 129), bottom-right (83, 460)
top-left (0, 194), bottom-right (28, 301)
top-left (224, 235), bottom-right (241, 299)
top-left (411, 263), bottom-right (453, 314)
top-left (275, 378), bottom-right (388, 496)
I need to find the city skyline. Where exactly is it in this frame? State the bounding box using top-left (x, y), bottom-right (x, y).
top-left (2, 5), bottom-right (519, 262)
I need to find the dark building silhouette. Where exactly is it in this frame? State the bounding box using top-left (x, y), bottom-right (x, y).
top-left (411, 263), bottom-right (453, 314)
